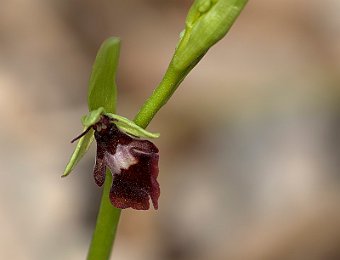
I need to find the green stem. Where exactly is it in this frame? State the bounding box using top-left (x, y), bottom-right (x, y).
top-left (134, 62), bottom-right (190, 128)
top-left (87, 170), bottom-right (121, 260)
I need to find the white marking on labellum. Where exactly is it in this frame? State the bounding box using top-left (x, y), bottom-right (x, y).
top-left (106, 144), bottom-right (138, 174)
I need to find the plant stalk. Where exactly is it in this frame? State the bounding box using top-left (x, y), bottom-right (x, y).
top-left (87, 171), bottom-right (121, 260)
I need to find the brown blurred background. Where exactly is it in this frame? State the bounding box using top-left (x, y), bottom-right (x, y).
top-left (1, 0), bottom-right (340, 259)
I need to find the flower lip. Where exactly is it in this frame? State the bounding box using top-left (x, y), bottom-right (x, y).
top-left (93, 116), bottom-right (160, 210)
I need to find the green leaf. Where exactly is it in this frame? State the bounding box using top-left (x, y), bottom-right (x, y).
top-left (105, 112), bottom-right (160, 139)
top-left (62, 128), bottom-right (94, 177)
top-left (88, 37), bottom-right (120, 113)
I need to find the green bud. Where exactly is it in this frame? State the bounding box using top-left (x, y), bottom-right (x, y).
top-left (173, 0), bottom-right (248, 71)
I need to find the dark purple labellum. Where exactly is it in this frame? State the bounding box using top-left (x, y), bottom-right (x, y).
top-left (92, 116), bottom-right (160, 210)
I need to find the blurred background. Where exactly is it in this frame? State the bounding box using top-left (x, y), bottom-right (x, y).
top-left (1, 0), bottom-right (340, 259)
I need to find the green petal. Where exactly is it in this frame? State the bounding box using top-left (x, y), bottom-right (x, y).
top-left (62, 128), bottom-right (94, 177)
top-left (88, 37), bottom-right (120, 114)
top-left (82, 107), bottom-right (105, 127)
top-left (105, 112), bottom-right (160, 139)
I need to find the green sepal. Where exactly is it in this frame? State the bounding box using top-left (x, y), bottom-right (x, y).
top-left (62, 127), bottom-right (94, 177)
top-left (63, 37), bottom-right (121, 178)
top-left (105, 112), bottom-right (160, 139)
top-left (88, 37), bottom-right (120, 113)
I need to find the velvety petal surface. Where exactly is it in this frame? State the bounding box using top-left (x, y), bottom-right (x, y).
top-left (93, 116), bottom-right (160, 210)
